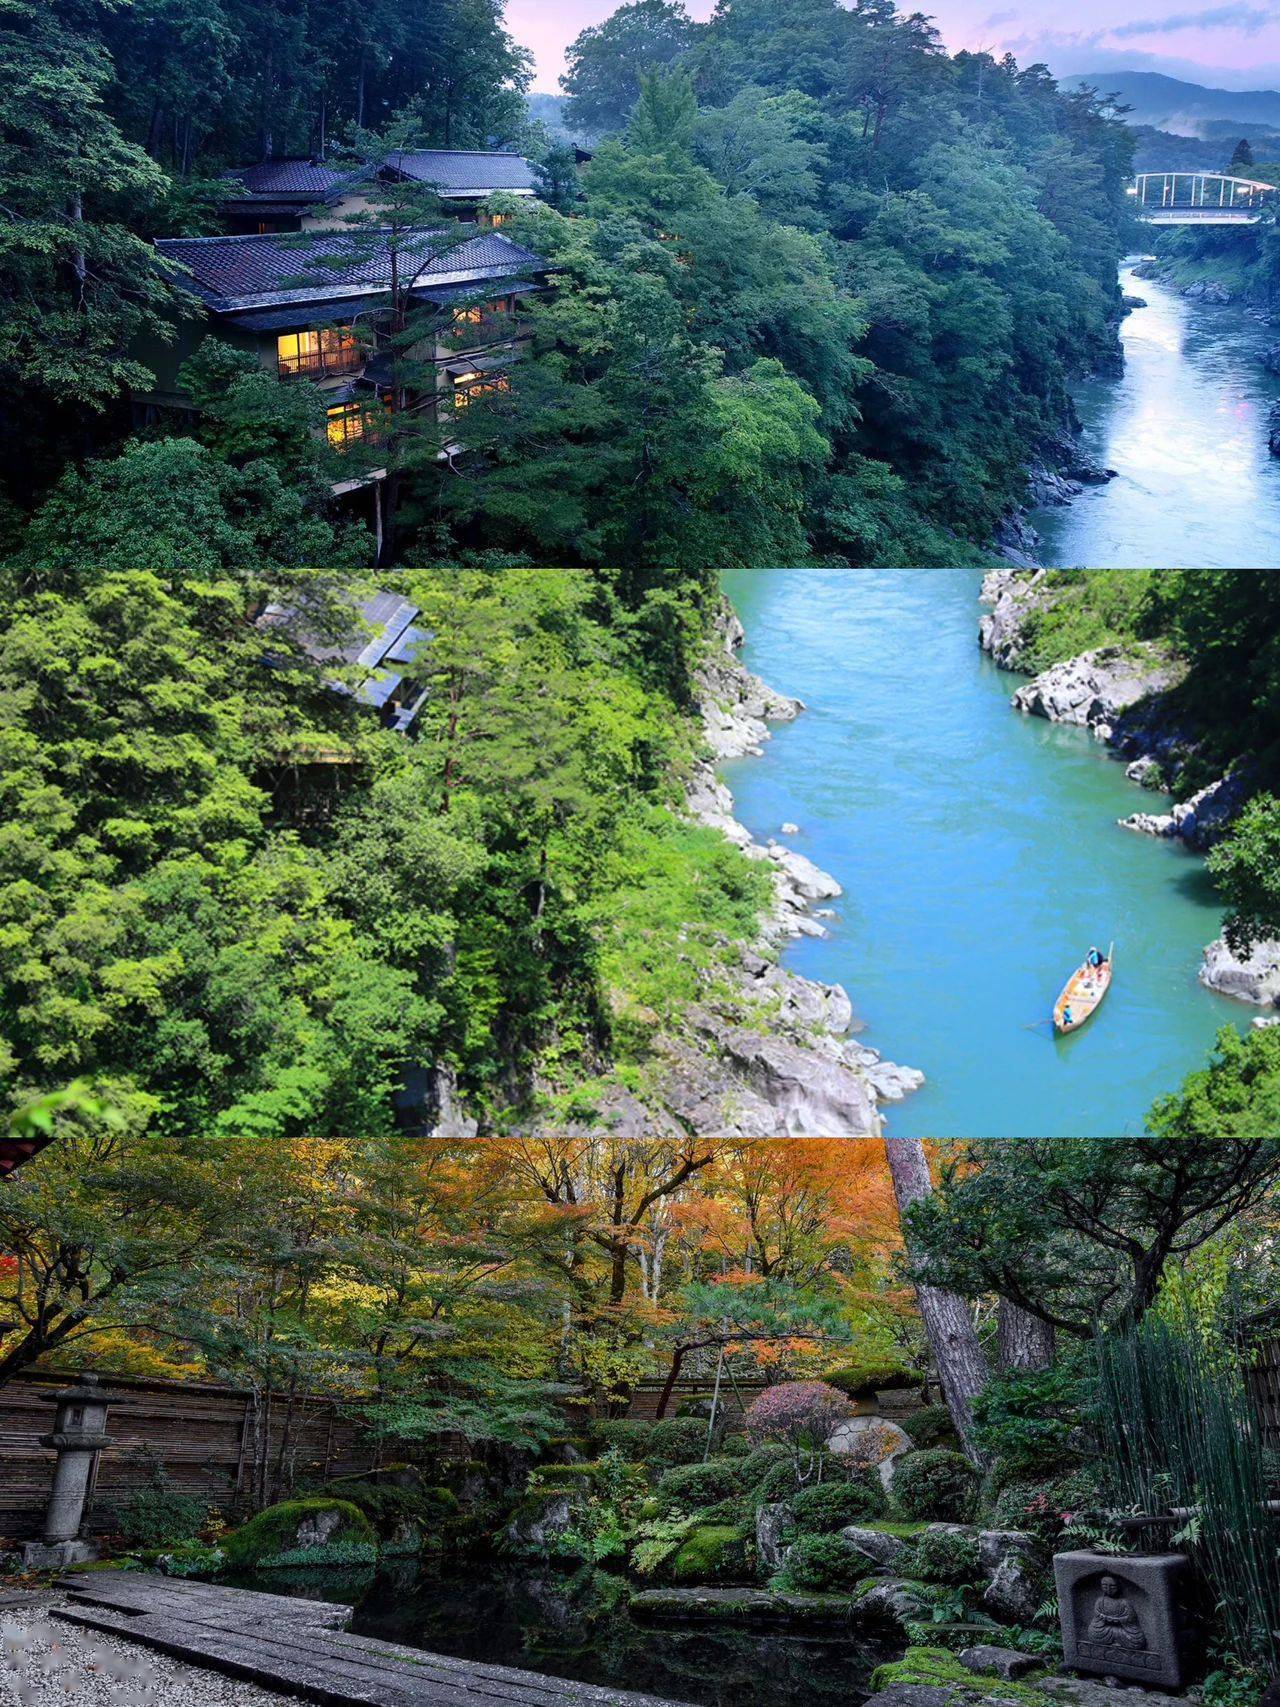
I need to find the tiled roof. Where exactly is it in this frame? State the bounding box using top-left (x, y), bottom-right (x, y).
top-left (222, 159), bottom-right (348, 198)
top-left (387, 150), bottom-right (537, 195)
top-left (155, 228), bottom-right (545, 313)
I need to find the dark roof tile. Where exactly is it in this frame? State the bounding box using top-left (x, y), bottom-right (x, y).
top-left (387, 149), bottom-right (537, 195)
top-left (155, 228), bottom-right (545, 312)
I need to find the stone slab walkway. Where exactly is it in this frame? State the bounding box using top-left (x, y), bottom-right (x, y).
top-left (52, 1574), bottom-right (695, 1707)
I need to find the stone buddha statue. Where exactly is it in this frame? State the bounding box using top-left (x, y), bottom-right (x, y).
top-left (1086, 1575), bottom-right (1146, 1650)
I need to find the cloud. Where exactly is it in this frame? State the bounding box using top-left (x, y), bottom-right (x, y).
top-left (1111, 4), bottom-right (1275, 37)
top-left (980, 9), bottom-right (1020, 24)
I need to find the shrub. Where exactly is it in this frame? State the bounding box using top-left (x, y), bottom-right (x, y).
top-left (109, 1489), bottom-right (211, 1551)
top-left (720, 1433), bottom-right (750, 1457)
top-left (590, 1419), bottom-right (653, 1455)
top-left (755, 1458), bottom-right (803, 1504)
top-left (741, 1442), bottom-right (792, 1487)
top-left (909, 1528), bottom-right (982, 1586)
top-left (665, 1523), bottom-right (753, 1584)
top-left (655, 1458), bottom-right (743, 1511)
top-left (971, 1371), bottom-right (1082, 1473)
top-left (774, 1533), bottom-right (865, 1593)
top-left (990, 1467), bottom-right (1106, 1538)
top-left (903, 1405), bottom-right (960, 1451)
top-left (791, 1479), bottom-right (885, 1534)
top-left (156, 1539), bottom-right (225, 1579)
top-left (744, 1383), bottom-right (854, 1457)
top-left (893, 1451), bottom-right (979, 1523)
top-left (322, 1479), bottom-right (457, 1539)
top-left (222, 1498), bottom-right (377, 1571)
top-left (644, 1418), bottom-right (708, 1469)
top-left (825, 1360), bottom-right (920, 1401)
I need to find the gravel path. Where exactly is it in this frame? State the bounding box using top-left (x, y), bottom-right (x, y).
top-left (0, 1597), bottom-right (298, 1707)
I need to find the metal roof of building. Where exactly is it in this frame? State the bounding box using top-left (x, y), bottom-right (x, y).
top-left (385, 149), bottom-right (537, 195)
top-left (155, 228), bottom-right (544, 313)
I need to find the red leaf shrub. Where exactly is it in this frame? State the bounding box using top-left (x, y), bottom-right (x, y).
top-left (744, 1381), bottom-right (854, 1457)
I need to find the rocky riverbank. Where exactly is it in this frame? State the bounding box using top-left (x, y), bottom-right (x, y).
top-left (509, 605), bottom-right (924, 1139)
top-left (979, 572), bottom-right (1279, 1014)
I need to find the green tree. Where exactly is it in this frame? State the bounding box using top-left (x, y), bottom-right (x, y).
top-left (0, 0), bottom-right (182, 412)
top-left (1207, 795), bottom-right (1280, 954)
top-left (903, 1138), bottom-right (1280, 1335)
top-left (562, 0), bottom-right (700, 140)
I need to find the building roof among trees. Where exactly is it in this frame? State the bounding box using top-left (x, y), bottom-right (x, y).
top-left (385, 149), bottom-right (537, 196)
top-left (222, 158), bottom-right (353, 198)
top-left (155, 229), bottom-right (545, 313)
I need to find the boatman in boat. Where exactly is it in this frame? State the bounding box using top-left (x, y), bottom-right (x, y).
top-left (1087, 946), bottom-right (1106, 970)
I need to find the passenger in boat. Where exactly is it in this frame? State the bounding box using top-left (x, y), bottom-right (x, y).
top-left (1063, 1006), bottom-right (1073, 1028)
top-left (1088, 947), bottom-right (1105, 969)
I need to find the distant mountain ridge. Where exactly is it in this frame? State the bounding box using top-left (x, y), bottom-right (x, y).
top-left (1065, 70), bottom-right (1280, 138)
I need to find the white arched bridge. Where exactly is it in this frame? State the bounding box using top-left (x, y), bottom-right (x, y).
top-left (1132, 172), bottom-right (1277, 224)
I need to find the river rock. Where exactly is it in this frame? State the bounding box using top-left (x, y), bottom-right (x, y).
top-left (1121, 293), bottom-right (1147, 310)
top-left (765, 842), bottom-right (843, 904)
top-left (840, 1525), bottom-right (910, 1571)
top-left (1026, 465), bottom-right (1082, 507)
top-left (780, 821), bottom-right (800, 836)
top-left (1263, 344), bottom-right (1280, 377)
top-left (993, 512), bottom-right (1042, 567)
top-left (1120, 771), bottom-right (1251, 850)
top-left (959, 1646), bottom-right (1039, 1682)
top-left (1183, 278), bottom-right (1232, 304)
top-left (1254, 1015), bottom-right (1280, 1030)
top-left (1199, 937), bottom-right (1280, 1007)
top-left (756, 1502), bottom-right (794, 1571)
top-left (1012, 646), bottom-right (1179, 731)
top-left (1124, 754), bottom-right (1163, 786)
top-left (697, 608), bottom-right (804, 761)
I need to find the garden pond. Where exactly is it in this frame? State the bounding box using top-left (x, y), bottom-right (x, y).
top-left (224, 1560), bottom-right (900, 1706)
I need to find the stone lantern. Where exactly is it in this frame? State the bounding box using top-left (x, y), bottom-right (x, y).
top-left (22, 1373), bottom-right (119, 1570)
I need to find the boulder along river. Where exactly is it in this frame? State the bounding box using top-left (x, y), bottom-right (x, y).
top-left (1031, 261), bottom-right (1280, 568)
top-left (720, 568), bottom-right (1250, 1139)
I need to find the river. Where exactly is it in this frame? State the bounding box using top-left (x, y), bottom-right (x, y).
top-left (1032, 262), bottom-right (1280, 568)
top-left (721, 569), bottom-right (1248, 1139)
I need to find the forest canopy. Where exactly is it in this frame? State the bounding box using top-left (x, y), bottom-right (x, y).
top-left (3, 0), bottom-right (1136, 567)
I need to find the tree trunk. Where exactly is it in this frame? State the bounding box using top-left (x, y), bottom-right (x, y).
top-left (884, 1138), bottom-right (990, 1460)
top-left (997, 1298), bottom-right (1055, 1371)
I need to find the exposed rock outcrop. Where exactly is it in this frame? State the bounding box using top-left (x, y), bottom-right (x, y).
top-left (978, 570), bottom-right (1051, 670)
top-left (755, 1502), bottom-right (794, 1572)
top-left (839, 1525), bottom-right (909, 1572)
top-left (1199, 937), bottom-right (1280, 1008)
top-left (1119, 769), bottom-right (1253, 851)
top-left (1011, 645), bottom-right (1181, 738)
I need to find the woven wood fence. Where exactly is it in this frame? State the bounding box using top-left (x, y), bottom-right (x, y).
top-left (1249, 1335), bottom-right (1280, 1450)
top-left (0, 1369), bottom-right (389, 1545)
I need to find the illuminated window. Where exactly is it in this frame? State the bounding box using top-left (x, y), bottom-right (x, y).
top-left (452, 372), bottom-right (510, 411)
top-left (278, 327), bottom-right (361, 378)
top-left (452, 305), bottom-right (484, 326)
top-left (326, 402), bottom-right (370, 447)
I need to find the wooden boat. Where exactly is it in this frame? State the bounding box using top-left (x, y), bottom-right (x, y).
top-left (1054, 943), bottom-right (1114, 1035)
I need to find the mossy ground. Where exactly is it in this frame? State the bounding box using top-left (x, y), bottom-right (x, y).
top-left (221, 1498), bottom-right (377, 1571)
top-left (871, 1646), bottom-right (1052, 1705)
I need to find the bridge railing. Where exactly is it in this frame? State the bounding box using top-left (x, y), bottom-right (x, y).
top-left (1132, 171), bottom-right (1276, 212)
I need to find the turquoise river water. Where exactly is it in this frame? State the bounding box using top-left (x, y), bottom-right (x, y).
top-left (721, 568), bottom-right (1249, 1139)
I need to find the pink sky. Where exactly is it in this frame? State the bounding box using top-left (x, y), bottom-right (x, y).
top-left (505, 0), bottom-right (1280, 92)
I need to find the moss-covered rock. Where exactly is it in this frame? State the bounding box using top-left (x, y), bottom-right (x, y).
top-left (870, 1646), bottom-right (1051, 1706)
top-left (222, 1499), bottom-right (377, 1571)
top-left (664, 1523), bottom-right (754, 1584)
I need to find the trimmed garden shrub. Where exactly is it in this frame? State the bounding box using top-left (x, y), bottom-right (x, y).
top-left (824, 1360), bottom-right (920, 1401)
top-left (741, 1442), bottom-right (792, 1487)
top-left (893, 1451), bottom-right (979, 1523)
top-left (902, 1405), bottom-right (960, 1451)
top-left (656, 1458), bottom-right (743, 1511)
top-left (222, 1498), bottom-right (377, 1571)
top-left (665, 1524), bottom-right (753, 1584)
top-left (790, 1478), bottom-right (884, 1534)
top-left (719, 1433), bottom-right (750, 1457)
top-left (644, 1418), bottom-right (708, 1469)
top-left (908, 1527), bottom-right (982, 1586)
top-left (589, 1419), bottom-right (653, 1455)
top-left (774, 1533), bottom-right (865, 1593)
